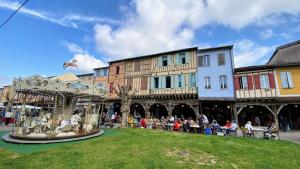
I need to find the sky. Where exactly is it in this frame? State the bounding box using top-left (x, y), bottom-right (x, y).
top-left (0, 0), bottom-right (300, 87)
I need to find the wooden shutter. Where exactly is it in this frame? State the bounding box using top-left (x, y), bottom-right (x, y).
top-left (268, 72), bottom-right (275, 89)
top-left (127, 78), bottom-right (133, 89)
top-left (234, 76), bottom-right (240, 90)
top-left (185, 52), bottom-right (190, 64)
top-left (134, 61), bottom-right (140, 71)
top-left (141, 77), bottom-right (148, 90)
top-left (247, 75), bottom-right (253, 90)
top-left (254, 74), bottom-right (261, 89)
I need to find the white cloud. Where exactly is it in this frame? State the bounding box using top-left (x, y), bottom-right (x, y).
top-left (94, 0), bottom-right (300, 60)
top-left (62, 42), bottom-right (107, 72)
top-left (0, 0), bottom-right (119, 29)
top-left (259, 29), bottom-right (274, 39)
top-left (233, 39), bottom-right (274, 67)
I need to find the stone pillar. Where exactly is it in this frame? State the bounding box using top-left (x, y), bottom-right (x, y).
top-left (143, 103), bottom-right (151, 118)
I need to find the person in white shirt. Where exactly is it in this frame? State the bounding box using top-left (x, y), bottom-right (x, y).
top-left (5, 111), bottom-right (12, 127)
top-left (202, 114), bottom-right (209, 124)
top-left (244, 121), bottom-right (254, 136)
top-left (111, 113), bottom-right (117, 123)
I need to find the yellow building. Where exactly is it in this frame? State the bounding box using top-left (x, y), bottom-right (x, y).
top-left (268, 40), bottom-right (300, 130)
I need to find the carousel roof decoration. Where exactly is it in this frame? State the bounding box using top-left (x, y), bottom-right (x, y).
top-left (13, 73), bottom-right (107, 98)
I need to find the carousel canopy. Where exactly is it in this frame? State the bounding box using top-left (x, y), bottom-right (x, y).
top-left (13, 105), bottom-right (41, 110)
top-left (13, 73), bottom-right (106, 98)
top-left (50, 73), bottom-right (79, 81)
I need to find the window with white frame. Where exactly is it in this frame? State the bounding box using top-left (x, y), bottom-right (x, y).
top-left (280, 72), bottom-right (293, 89)
top-left (198, 55), bottom-right (210, 67)
top-left (260, 74), bottom-right (270, 89)
top-left (162, 56), bottom-right (168, 66)
top-left (239, 76), bottom-right (248, 90)
top-left (204, 76), bottom-right (211, 89)
top-left (219, 75), bottom-right (227, 89)
top-left (179, 53), bottom-right (186, 64)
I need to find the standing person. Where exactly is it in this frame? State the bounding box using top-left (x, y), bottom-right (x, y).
top-left (255, 116), bottom-right (261, 126)
top-left (5, 110), bottom-right (12, 127)
top-left (111, 112), bottom-right (116, 123)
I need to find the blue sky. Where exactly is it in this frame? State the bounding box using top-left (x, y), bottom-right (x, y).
top-left (1, 0), bottom-right (300, 87)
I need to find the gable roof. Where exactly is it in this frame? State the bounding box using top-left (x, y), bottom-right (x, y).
top-left (268, 40), bottom-right (300, 65)
top-left (108, 47), bottom-right (198, 64)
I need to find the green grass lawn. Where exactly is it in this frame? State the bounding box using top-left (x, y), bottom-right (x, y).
top-left (1, 128), bottom-right (300, 169)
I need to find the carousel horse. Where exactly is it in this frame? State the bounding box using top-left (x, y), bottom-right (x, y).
top-left (54, 119), bottom-right (72, 133)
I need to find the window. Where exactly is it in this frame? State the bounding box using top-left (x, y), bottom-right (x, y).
top-left (190, 74), bottom-right (196, 87)
top-left (178, 75), bottom-right (182, 88)
top-left (179, 53), bottom-right (186, 64)
top-left (141, 77), bottom-right (148, 90)
top-left (198, 55), bottom-right (210, 67)
top-left (280, 72), bottom-right (293, 89)
top-left (134, 61), bottom-right (140, 71)
top-left (154, 77), bottom-right (159, 89)
top-left (218, 53), bottom-right (225, 66)
top-left (260, 74), bottom-right (270, 89)
top-left (239, 76), bottom-right (248, 90)
top-left (162, 56), bottom-right (168, 66)
top-left (109, 83), bottom-right (114, 93)
top-left (127, 78), bottom-right (133, 89)
top-left (116, 66), bottom-right (120, 75)
top-left (219, 75), bottom-right (227, 89)
top-left (166, 76), bottom-right (171, 88)
top-left (204, 77), bottom-right (211, 89)
top-left (102, 69), bottom-right (108, 76)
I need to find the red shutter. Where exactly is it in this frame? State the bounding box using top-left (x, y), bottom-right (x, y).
top-left (254, 74), bottom-right (261, 89)
top-left (247, 75), bottom-right (253, 90)
top-left (268, 72), bottom-right (275, 89)
top-left (234, 76), bottom-right (240, 90)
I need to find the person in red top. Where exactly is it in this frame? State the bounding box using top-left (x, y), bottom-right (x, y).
top-left (173, 119), bottom-right (181, 131)
top-left (140, 118), bottom-right (147, 128)
top-left (225, 120), bottom-right (231, 128)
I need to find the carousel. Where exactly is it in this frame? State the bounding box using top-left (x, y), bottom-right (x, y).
top-left (2, 73), bottom-right (106, 144)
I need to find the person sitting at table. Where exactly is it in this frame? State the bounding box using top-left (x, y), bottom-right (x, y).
top-left (226, 120), bottom-right (238, 135)
top-left (244, 121), bottom-right (254, 137)
top-left (225, 120), bottom-right (231, 128)
top-left (173, 119), bottom-right (181, 131)
top-left (212, 120), bottom-right (220, 134)
top-left (140, 118), bottom-right (147, 128)
top-left (168, 115), bottom-right (175, 123)
top-left (264, 123), bottom-right (278, 139)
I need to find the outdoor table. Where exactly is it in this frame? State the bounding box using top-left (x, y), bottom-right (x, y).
top-left (220, 127), bottom-right (229, 136)
top-left (166, 123), bottom-right (174, 131)
top-left (190, 124), bottom-right (200, 133)
top-left (252, 128), bottom-right (265, 138)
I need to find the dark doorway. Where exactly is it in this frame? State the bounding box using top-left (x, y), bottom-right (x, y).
top-left (238, 105), bottom-right (274, 127)
top-left (150, 104), bottom-right (168, 119)
top-left (278, 104), bottom-right (300, 130)
top-left (201, 101), bottom-right (233, 125)
top-left (172, 104), bottom-right (196, 120)
top-left (130, 103), bottom-right (145, 118)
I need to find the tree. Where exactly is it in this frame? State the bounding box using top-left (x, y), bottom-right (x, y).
top-left (113, 84), bottom-right (137, 128)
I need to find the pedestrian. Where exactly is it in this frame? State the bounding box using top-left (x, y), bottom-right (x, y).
top-left (5, 110), bottom-right (12, 127)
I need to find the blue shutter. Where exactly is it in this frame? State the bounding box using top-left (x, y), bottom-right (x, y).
top-left (174, 75), bottom-right (178, 88)
top-left (182, 74), bottom-right (185, 88)
top-left (171, 75), bottom-right (174, 88)
top-left (176, 54), bottom-right (180, 65)
top-left (151, 77), bottom-right (154, 89)
top-left (186, 52), bottom-right (190, 64)
top-left (167, 55), bottom-right (171, 66)
top-left (189, 74), bottom-right (192, 87)
top-left (287, 72), bottom-right (293, 88)
top-left (159, 76), bottom-right (163, 88)
top-left (158, 57), bottom-right (162, 67)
